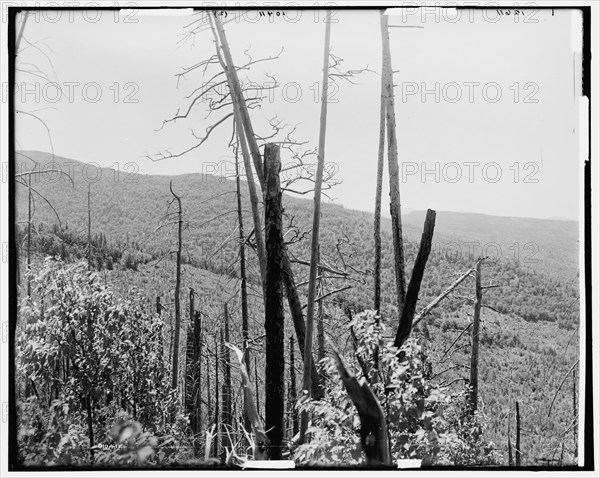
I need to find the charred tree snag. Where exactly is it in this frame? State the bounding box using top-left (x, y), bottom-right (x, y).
top-left (209, 12), bottom-right (322, 400)
top-left (289, 335), bottom-right (299, 437)
top-left (394, 209), bottom-right (436, 349)
top-left (263, 143), bottom-right (286, 459)
top-left (332, 348), bottom-right (392, 466)
top-left (170, 181), bottom-right (183, 391)
top-left (221, 305), bottom-right (232, 458)
top-left (469, 258), bottom-right (484, 412)
top-left (235, 140), bottom-right (252, 435)
top-left (209, 15), bottom-right (266, 286)
top-left (281, 252), bottom-right (323, 400)
top-left (516, 400), bottom-right (522, 466)
top-left (301, 9), bottom-right (332, 443)
top-left (381, 12), bottom-right (407, 321)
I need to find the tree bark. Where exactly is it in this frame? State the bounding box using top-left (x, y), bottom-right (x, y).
top-left (263, 143), bottom-right (286, 459)
top-left (469, 258), bottom-right (484, 412)
top-left (394, 209), bottom-right (436, 348)
top-left (301, 9), bottom-right (332, 443)
top-left (381, 12), bottom-right (407, 322)
top-left (170, 181), bottom-right (183, 391)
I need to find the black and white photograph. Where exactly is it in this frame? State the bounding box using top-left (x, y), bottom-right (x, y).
top-left (1, 2), bottom-right (598, 475)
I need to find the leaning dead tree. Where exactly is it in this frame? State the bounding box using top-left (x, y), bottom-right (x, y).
top-left (234, 133), bottom-right (252, 436)
top-left (332, 347), bottom-right (392, 466)
top-left (263, 144), bottom-right (286, 459)
top-left (300, 9), bottom-right (332, 443)
top-left (206, 13), bottom-right (325, 399)
top-left (393, 209), bottom-right (437, 349)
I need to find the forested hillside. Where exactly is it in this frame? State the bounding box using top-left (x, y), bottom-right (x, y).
top-left (15, 150), bottom-right (581, 466)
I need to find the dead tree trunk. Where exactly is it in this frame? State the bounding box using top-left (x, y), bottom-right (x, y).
top-left (412, 267), bottom-right (474, 329)
top-left (212, 14), bottom-right (265, 188)
top-left (170, 181), bottom-right (183, 391)
top-left (381, 12), bottom-right (407, 320)
top-left (214, 334), bottom-right (220, 458)
top-left (220, 307), bottom-right (232, 459)
top-left (195, 311), bottom-right (202, 436)
top-left (27, 175), bottom-right (32, 296)
top-left (301, 10), bottom-right (332, 443)
top-left (206, 353), bottom-right (212, 431)
top-left (573, 367), bottom-right (577, 460)
top-left (515, 400), bottom-right (522, 466)
top-left (281, 253), bottom-right (323, 399)
top-left (508, 413), bottom-right (513, 466)
top-left (317, 269), bottom-right (325, 363)
top-left (373, 19), bottom-right (386, 314)
top-left (263, 143), bottom-right (286, 459)
top-left (235, 137), bottom-right (252, 436)
top-left (87, 183), bottom-right (91, 270)
top-left (185, 290), bottom-right (202, 442)
top-left (254, 356), bottom-right (260, 421)
top-left (469, 258), bottom-right (484, 412)
top-left (226, 342), bottom-right (268, 460)
top-left (289, 335), bottom-right (299, 437)
top-left (209, 12), bottom-right (322, 400)
top-left (394, 209), bottom-right (437, 348)
top-left (156, 296), bottom-right (161, 316)
top-left (209, 15), bottom-right (266, 285)
top-left (332, 348), bottom-right (392, 466)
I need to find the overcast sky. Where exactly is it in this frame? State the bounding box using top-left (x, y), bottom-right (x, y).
top-left (14, 6), bottom-right (583, 220)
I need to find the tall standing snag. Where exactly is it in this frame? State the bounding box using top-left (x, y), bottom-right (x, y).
top-left (170, 181), bottom-right (183, 391)
top-left (301, 9), bottom-right (332, 443)
top-left (515, 400), bottom-right (522, 466)
top-left (235, 136), bottom-right (252, 435)
top-left (381, 12), bottom-right (407, 320)
top-left (469, 258), bottom-right (484, 412)
top-left (263, 143), bottom-right (285, 459)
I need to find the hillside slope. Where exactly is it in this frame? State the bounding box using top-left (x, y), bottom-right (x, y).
top-left (14, 150), bottom-right (582, 464)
